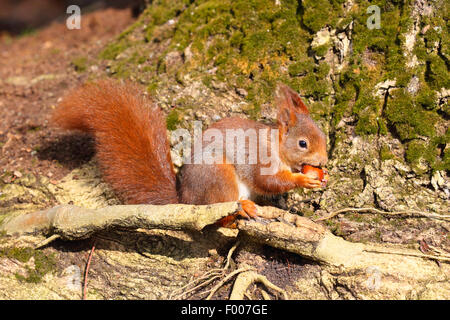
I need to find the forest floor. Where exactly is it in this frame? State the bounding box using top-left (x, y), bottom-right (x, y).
top-left (0, 3), bottom-right (135, 184)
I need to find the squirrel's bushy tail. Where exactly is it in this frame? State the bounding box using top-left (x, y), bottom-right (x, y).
top-left (52, 79), bottom-right (178, 205)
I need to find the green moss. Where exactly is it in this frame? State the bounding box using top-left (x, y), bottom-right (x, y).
top-left (355, 110), bottom-right (379, 135)
top-left (244, 103), bottom-right (262, 120)
top-left (1, 247), bottom-right (34, 262)
top-left (416, 87), bottom-right (437, 110)
top-left (324, 219), bottom-right (343, 236)
top-left (425, 56), bottom-right (449, 90)
top-left (309, 100), bottom-right (331, 119)
top-left (18, 28), bottom-right (37, 38)
top-left (147, 81), bottom-right (159, 95)
top-left (100, 40), bottom-right (131, 60)
top-left (405, 140), bottom-right (431, 173)
top-left (166, 109), bottom-right (181, 130)
top-left (312, 43), bottom-right (330, 57)
top-left (385, 88), bottom-right (438, 140)
top-left (0, 247), bottom-right (57, 283)
top-left (99, 11), bottom-right (148, 60)
top-left (405, 129), bottom-right (449, 172)
top-left (288, 60), bottom-right (314, 77)
top-left (353, 88), bottom-right (381, 135)
top-left (298, 62), bottom-right (331, 99)
top-left (167, 0), bottom-right (313, 105)
top-left (149, 0), bottom-right (187, 25)
top-left (71, 57), bottom-right (88, 73)
top-left (380, 145), bottom-right (395, 161)
top-left (301, 0), bottom-right (343, 33)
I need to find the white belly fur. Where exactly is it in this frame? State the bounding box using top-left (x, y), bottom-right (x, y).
top-left (237, 179), bottom-right (252, 200)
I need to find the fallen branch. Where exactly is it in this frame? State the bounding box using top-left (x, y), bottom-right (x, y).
top-left (1, 203), bottom-right (448, 269)
top-left (0, 203), bottom-right (347, 266)
top-left (0, 202), bottom-right (241, 239)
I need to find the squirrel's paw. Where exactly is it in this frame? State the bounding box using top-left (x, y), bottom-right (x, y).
top-left (215, 200), bottom-right (258, 228)
top-left (237, 199), bottom-right (258, 219)
top-left (294, 173), bottom-right (322, 189)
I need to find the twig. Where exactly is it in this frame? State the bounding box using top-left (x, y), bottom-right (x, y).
top-left (83, 241), bottom-right (96, 300)
top-left (315, 207), bottom-right (450, 222)
top-left (172, 274), bottom-right (223, 299)
top-left (35, 234), bottom-right (61, 249)
top-left (427, 244), bottom-right (450, 258)
top-left (363, 248), bottom-right (450, 263)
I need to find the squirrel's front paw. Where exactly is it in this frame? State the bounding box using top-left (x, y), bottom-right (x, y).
top-left (294, 173), bottom-right (322, 189)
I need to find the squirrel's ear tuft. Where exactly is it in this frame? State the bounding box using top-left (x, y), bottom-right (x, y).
top-left (275, 83), bottom-right (309, 115)
top-left (276, 84), bottom-right (297, 132)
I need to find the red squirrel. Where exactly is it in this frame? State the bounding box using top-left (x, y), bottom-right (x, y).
top-left (52, 80), bottom-right (328, 225)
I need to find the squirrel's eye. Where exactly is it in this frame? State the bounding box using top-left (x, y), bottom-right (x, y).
top-left (299, 140), bottom-right (307, 148)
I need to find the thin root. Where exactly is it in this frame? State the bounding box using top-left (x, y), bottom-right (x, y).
top-left (315, 207), bottom-right (450, 222)
top-left (169, 241), bottom-right (241, 300)
top-left (205, 266), bottom-right (255, 300)
top-left (229, 270), bottom-right (289, 300)
top-left (83, 241), bottom-right (96, 300)
top-left (35, 234), bottom-right (61, 249)
top-left (364, 248), bottom-right (450, 263)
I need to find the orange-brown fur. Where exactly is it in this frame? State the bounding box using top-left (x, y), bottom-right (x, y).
top-left (52, 80), bottom-right (178, 205)
top-left (53, 81), bottom-right (327, 223)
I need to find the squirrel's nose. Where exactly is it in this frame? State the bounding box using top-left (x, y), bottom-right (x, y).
top-left (317, 152), bottom-right (328, 167)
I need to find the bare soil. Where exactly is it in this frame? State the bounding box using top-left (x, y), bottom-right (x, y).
top-left (0, 3), bottom-right (136, 181)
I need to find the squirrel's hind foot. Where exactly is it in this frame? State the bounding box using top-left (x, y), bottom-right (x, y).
top-left (216, 200), bottom-right (258, 228)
